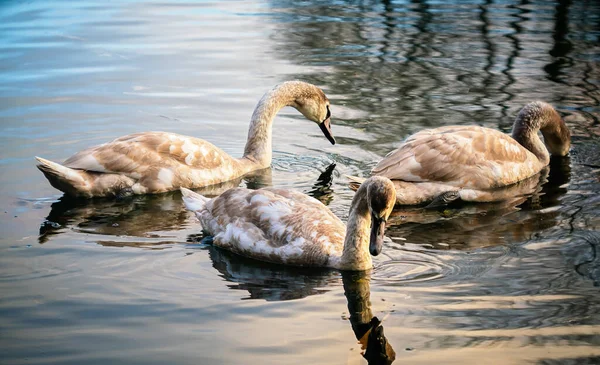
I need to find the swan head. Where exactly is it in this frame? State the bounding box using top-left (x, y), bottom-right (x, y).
top-left (365, 176), bottom-right (396, 256)
top-left (540, 104), bottom-right (571, 156)
top-left (287, 81), bottom-right (335, 145)
top-left (515, 101), bottom-right (571, 157)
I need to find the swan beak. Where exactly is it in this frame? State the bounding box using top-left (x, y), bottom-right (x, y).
top-left (319, 118), bottom-right (336, 145)
top-left (369, 215), bottom-right (385, 256)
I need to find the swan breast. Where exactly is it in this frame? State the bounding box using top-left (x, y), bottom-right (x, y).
top-left (372, 125), bottom-right (542, 189)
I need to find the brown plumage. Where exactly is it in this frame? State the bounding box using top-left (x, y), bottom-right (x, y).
top-left (35, 81), bottom-right (335, 198)
top-left (181, 176), bottom-right (396, 271)
top-left (352, 101), bottom-right (571, 206)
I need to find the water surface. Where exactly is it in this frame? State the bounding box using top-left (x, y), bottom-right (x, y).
top-left (1, 1), bottom-right (600, 364)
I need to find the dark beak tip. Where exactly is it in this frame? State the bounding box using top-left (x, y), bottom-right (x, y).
top-left (319, 118), bottom-right (335, 145)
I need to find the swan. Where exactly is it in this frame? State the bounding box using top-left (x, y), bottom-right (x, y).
top-left (35, 81), bottom-right (335, 198)
top-left (181, 176), bottom-right (396, 271)
top-left (350, 101), bottom-right (570, 206)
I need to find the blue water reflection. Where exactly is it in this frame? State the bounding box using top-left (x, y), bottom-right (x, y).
top-left (1, 1), bottom-right (599, 364)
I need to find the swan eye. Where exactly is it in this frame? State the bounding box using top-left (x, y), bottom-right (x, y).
top-left (325, 105), bottom-right (331, 119)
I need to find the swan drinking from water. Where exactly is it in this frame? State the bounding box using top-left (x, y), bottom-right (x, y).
top-left (350, 101), bottom-right (570, 206)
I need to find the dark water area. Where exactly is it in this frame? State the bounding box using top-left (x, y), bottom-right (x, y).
top-left (1, 1), bottom-right (600, 364)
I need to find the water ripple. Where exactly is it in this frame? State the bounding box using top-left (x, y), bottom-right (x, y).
top-left (2, 0), bottom-right (600, 364)
top-left (373, 257), bottom-right (446, 284)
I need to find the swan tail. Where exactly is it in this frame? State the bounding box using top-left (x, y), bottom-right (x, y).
top-left (36, 156), bottom-right (137, 198)
top-left (346, 175), bottom-right (367, 191)
top-left (36, 156), bottom-right (92, 197)
top-left (180, 187), bottom-right (210, 212)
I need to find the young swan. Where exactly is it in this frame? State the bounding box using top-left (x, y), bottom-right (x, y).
top-left (181, 176), bottom-right (396, 271)
top-left (350, 101), bottom-right (571, 206)
top-left (35, 81), bottom-right (335, 198)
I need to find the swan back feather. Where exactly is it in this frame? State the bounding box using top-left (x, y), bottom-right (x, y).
top-left (185, 187), bottom-right (346, 267)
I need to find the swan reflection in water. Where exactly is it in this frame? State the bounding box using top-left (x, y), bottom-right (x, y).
top-left (386, 156), bottom-right (571, 250)
top-left (203, 244), bottom-right (339, 301)
top-left (205, 245), bottom-right (395, 364)
top-left (38, 168), bottom-right (274, 245)
top-left (342, 270), bottom-right (396, 365)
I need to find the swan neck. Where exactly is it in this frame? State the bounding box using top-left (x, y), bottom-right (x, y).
top-left (512, 126), bottom-right (549, 165)
top-left (242, 86), bottom-right (296, 169)
top-left (511, 102), bottom-right (558, 165)
top-left (340, 184), bottom-right (373, 270)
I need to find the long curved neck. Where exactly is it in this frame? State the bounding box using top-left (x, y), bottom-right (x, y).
top-left (241, 85), bottom-right (298, 170)
top-left (511, 101), bottom-right (569, 165)
top-left (512, 123), bottom-right (549, 166)
top-left (340, 184), bottom-right (373, 271)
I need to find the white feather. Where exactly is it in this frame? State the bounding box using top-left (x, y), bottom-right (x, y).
top-left (180, 188), bottom-right (209, 212)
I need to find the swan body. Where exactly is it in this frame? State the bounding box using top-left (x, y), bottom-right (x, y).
top-left (36, 81), bottom-right (335, 198)
top-left (353, 101), bottom-right (570, 206)
top-left (181, 176), bottom-right (396, 271)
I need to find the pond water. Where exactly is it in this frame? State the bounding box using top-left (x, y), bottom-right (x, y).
top-left (1, 1), bottom-right (600, 364)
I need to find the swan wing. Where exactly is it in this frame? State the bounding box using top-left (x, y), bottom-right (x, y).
top-left (200, 188), bottom-right (345, 267)
top-left (262, 188), bottom-right (342, 224)
top-left (372, 126), bottom-right (539, 189)
top-left (63, 132), bottom-right (235, 175)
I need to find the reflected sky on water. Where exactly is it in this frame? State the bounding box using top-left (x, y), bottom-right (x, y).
top-left (1, 1), bottom-right (599, 364)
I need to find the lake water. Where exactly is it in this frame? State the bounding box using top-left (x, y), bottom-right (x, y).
top-left (1, 1), bottom-right (600, 364)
